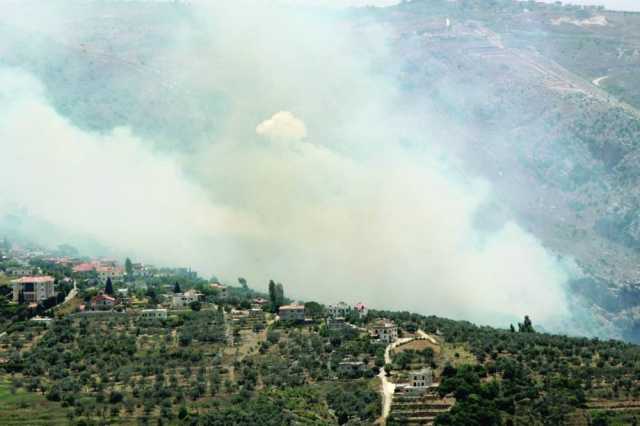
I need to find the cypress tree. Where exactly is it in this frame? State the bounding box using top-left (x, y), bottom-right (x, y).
top-left (268, 280), bottom-right (276, 312)
top-left (105, 277), bottom-right (114, 296)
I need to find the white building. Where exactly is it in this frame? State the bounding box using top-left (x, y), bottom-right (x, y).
top-left (12, 276), bottom-right (55, 303)
top-left (328, 301), bottom-right (351, 319)
top-left (30, 316), bottom-right (54, 326)
top-left (210, 283), bottom-right (228, 299)
top-left (410, 367), bottom-right (433, 389)
top-left (140, 309), bottom-right (168, 321)
top-left (96, 265), bottom-right (124, 283)
top-left (249, 308), bottom-right (265, 321)
top-left (338, 358), bottom-right (367, 375)
top-left (171, 289), bottom-right (202, 308)
top-left (6, 266), bottom-right (34, 277)
top-left (279, 304), bottom-right (305, 322)
top-left (371, 319), bottom-right (398, 344)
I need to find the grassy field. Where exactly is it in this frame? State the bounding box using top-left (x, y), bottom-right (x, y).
top-left (439, 342), bottom-right (477, 368)
top-left (53, 296), bottom-right (82, 318)
top-left (0, 380), bottom-right (68, 425)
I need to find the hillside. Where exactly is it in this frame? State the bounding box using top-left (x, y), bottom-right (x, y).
top-left (2, 247), bottom-right (640, 424)
top-left (352, 0), bottom-right (640, 340)
top-left (2, 294), bottom-right (640, 425)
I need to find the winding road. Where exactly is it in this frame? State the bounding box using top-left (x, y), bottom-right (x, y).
top-left (377, 330), bottom-right (439, 424)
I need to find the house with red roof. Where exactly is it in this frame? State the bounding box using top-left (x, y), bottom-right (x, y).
top-left (73, 262), bottom-right (97, 274)
top-left (91, 293), bottom-right (117, 311)
top-left (354, 302), bottom-right (369, 319)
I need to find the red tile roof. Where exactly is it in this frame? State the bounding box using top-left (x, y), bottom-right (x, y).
top-left (93, 294), bottom-right (116, 303)
top-left (73, 263), bottom-right (96, 273)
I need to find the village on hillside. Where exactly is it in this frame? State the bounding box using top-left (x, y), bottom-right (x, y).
top-left (2, 238), bottom-right (640, 425)
top-left (0, 237), bottom-right (458, 425)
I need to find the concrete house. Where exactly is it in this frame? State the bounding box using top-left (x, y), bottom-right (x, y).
top-left (96, 265), bottom-right (124, 283)
top-left (12, 276), bottom-right (55, 303)
top-left (140, 309), bottom-right (168, 321)
top-left (171, 289), bottom-right (203, 308)
top-left (338, 358), bottom-right (367, 375)
top-left (410, 367), bottom-right (433, 389)
top-left (278, 304), bottom-right (305, 322)
top-left (328, 301), bottom-right (351, 319)
top-left (371, 319), bottom-right (398, 344)
top-left (249, 308), bottom-right (265, 321)
top-left (92, 293), bottom-right (116, 310)
top-left (6, 266), bottom-right (34, 277)
top-left (31, 316), bottom-right (54, 326)
top-left (210, 283), bottom-right (228, 300)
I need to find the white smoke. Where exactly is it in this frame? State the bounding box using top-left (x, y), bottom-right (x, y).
top-left (0, 68), bottom-right (260, 269)
top-left (256, 111), bottom-right (308, 141)
top-left (0, 0), bottom-right (578, 329)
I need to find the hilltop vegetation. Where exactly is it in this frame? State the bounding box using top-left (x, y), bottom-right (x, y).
top-left (2, 288), bottom-right (640, 425)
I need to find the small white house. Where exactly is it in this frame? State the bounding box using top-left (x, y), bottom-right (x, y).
top-left (338, 358), bottom-right (367, 375)
top-left (30, 316), bottom-right (54, 327)
top-left (210, 283), bottom-right (228, 300)
top-left (171, 289), bottom-right (202, 308)
top-left (410, 367), bottom-right (433, 389)
top-left (140, 309), bottom-right (168, 321)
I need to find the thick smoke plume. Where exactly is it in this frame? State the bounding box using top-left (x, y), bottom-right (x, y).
top-left (0, 0), bottom-right (578, 329)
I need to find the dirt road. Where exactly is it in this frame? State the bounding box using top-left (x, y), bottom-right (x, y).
top-left (378, 336), bottom-right (414, 423)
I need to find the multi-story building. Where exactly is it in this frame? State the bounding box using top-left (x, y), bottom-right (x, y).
top-left (410, 367), bottom-right (433, 389)
top-left (328, 301), bottom-right (351, 319)
top-left (12, 276), bottom-right (55, 303)
top-left (96, 265), bottom-right (125, 283)
top-left (371, 319), bottom-right (398, 344)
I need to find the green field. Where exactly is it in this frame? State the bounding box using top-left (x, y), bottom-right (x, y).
top-left (0, 380), bottom-right (68, 425)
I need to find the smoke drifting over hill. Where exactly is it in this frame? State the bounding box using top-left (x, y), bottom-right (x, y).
top-left (0, 1), bottom-right (578, 329)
